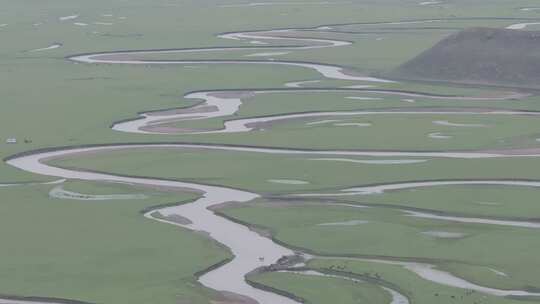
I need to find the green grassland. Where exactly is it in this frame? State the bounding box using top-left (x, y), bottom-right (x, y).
top-left (0, 181), bottom-right (230, 304)
top-left (221, 202), bottom-right (540, 291)
top-left (135, 30), bottom-right (450, 71)
top-left (248, 114), bottom-right (540, 150)
top-left (339, 184), bottom-right (540, 219)
top-left (135, 18), bottom-right (540, 72)
top-left (2, 0), bottom-right (539, 166)
top-left (278, 258), bottom-right (540, 304)
top-left (168, 113), bottom-right (540, 151)
top-left (59, 180), bottom-right (158, 195)
top-left (249, 271), bottom-right (392, 304)
top-left (3, 0), bottom-right (540, 303)
top-left (48, 147), bottom-right (540, 194)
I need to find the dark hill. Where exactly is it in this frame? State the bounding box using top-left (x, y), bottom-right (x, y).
top-left (391, 27), bottom-right (540, 89)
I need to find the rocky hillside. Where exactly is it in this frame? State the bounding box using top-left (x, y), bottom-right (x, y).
top-left (391, 27), bottom-right (540, 89)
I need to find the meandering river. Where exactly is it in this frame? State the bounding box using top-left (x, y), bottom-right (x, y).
top-left (6, 22), bottom-right (540, 304)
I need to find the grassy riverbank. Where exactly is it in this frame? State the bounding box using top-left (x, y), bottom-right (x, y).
top-left (250, 258), bottom-right (540, 304)
top-left (3, 0), bottom-right (540, 303)
top-left (223, 201), bottom-right (540, 293)
top-left (48, 147), bottom-right (540, 194)
top-left (0, 182), bottom-right (228, 304)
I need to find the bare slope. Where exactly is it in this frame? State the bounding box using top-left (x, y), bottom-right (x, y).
top-left (391, 27), bottom-right (540, 89)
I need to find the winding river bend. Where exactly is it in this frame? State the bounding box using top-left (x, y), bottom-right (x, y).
top-left (6, 22), bottom-right (540, 304)
top-left (110, 89), bottom-right (529, 135)
top-left (6, 146), bottom-right (296, 304)
top-left (7, 143), bottom-right (540, 303)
